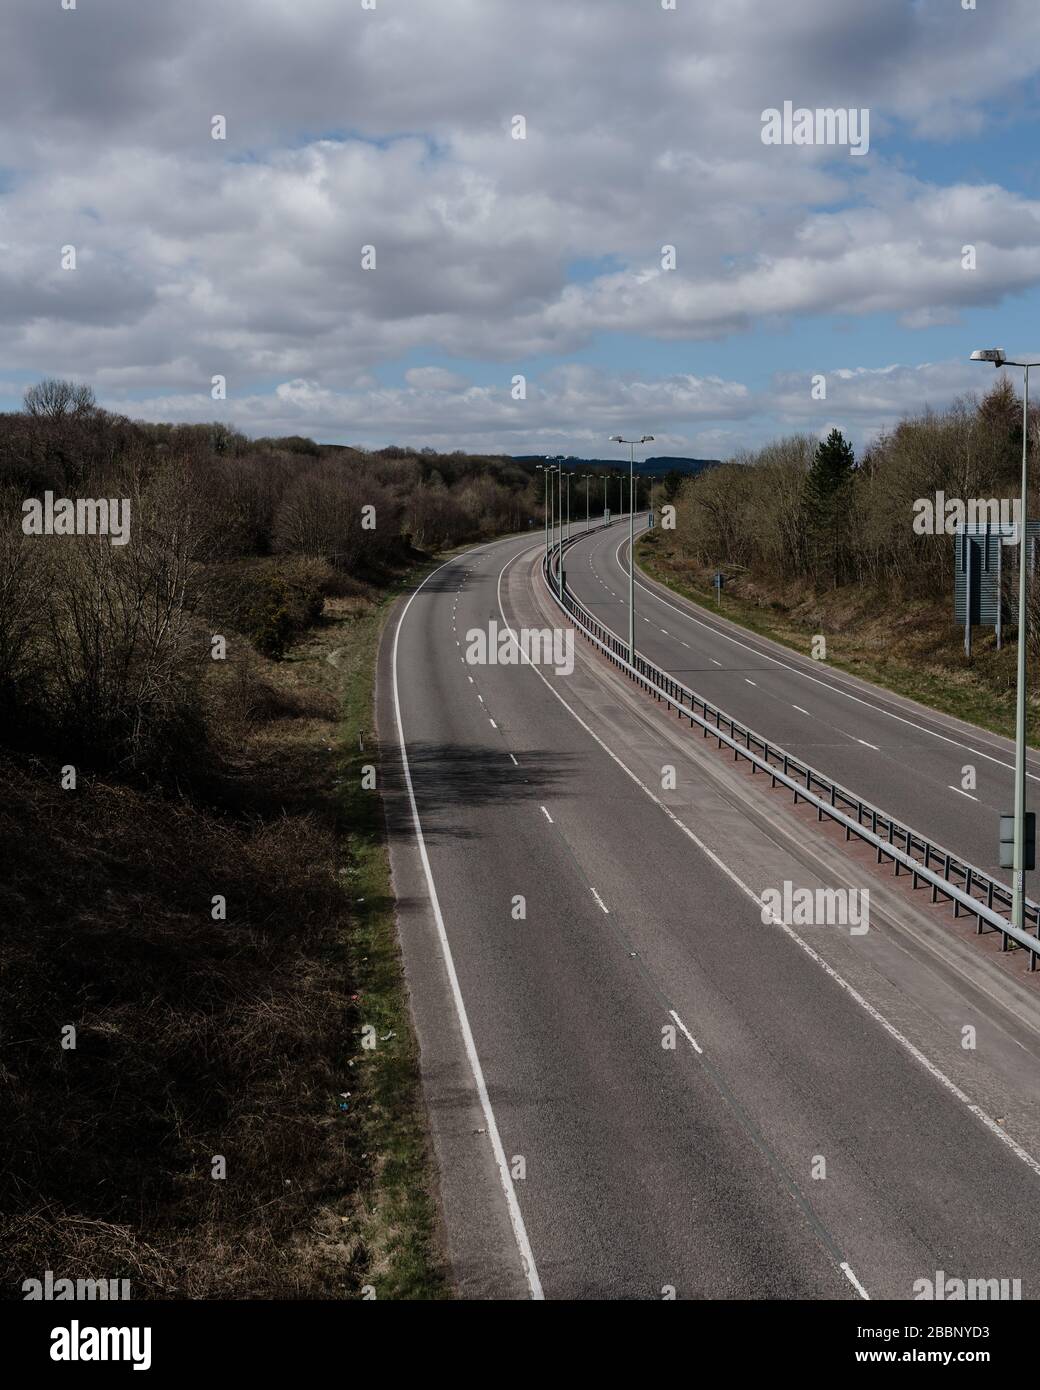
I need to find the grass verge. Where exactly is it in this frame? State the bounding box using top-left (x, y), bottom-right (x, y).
top-left (318, 561), bottom-right (451, 1300)
top-left (0, 558), bottom-right (450, 1301)
top-left (636, 531), bottom-right (1038, 747)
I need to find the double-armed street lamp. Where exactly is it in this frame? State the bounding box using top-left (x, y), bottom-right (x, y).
top-left (970, 348), bottom-right (1040, 938)
top-left (610, 434), bottom-right (654, 661)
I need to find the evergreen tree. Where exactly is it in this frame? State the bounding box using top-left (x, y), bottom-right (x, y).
top-left (803, 428), bottom-right (855, 587)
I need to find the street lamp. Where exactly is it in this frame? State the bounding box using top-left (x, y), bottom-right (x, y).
top-left (971, 348), bottom-right (1039, 939)
top-left (536, 463), bottom-right (553, 563)
top-left (545, 457), bottom-right (567, 596)
top-left (582, 474), bottom-right (594, 533)
top-left (610, 434), bottom-right (655, 661)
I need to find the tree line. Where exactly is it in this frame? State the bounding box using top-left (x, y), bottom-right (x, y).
top-left (668, 378), bottom-right (1034, 601)
top-left (0, 379), bottom-right (544, 776)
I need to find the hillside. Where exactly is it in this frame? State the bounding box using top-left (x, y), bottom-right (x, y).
top-left (635, 380), bottom-right (1038, 742)
top-left (0, 384), bottom-right (542, 1298)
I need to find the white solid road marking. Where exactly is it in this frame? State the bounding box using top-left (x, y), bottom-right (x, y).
top-left (540, 805), bottom-right (554, 823)
top-left (609, 530), bottom-right (1040, 786)
top-left (392, 553), bottom-right (543, 1300)
top-left (949, 784), bottom-right (978, 801)
top-left (841, 1263), bottom-right (870, 1301)
top-left (669, 1009), bottom-right (703, 1054)
top-left (499, 541), bottom-right (1040, 1282)
top-left (590, 887), bottom-right (610, 914)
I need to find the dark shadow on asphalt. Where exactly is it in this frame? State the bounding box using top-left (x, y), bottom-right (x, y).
top-left (413, 574), bottom-right (472, 593)
top-left (381, 742), bottom-right (575, 841)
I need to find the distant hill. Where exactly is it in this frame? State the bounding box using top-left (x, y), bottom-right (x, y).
top-left (512, 454), bottom-right (720, 477)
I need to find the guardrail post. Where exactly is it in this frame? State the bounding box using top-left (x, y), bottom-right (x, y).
top-left (549, 554), bottom-right (1038, 973)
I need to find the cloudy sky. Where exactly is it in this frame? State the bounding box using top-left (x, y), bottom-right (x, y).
top-left (3, 0), bottom-right (1040, 458)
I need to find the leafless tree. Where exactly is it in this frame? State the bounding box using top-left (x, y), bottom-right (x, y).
top-left (23, 378), bottom-right (97, 420)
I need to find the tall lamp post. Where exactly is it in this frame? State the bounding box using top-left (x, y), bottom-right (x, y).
top-left (610, 434), bottom-right (655, 661)
top-left (971, 348), bottom-right (1039, 938)
top-left (583, 473), bottom-right (594, 533)
top-left (536, 463), bottom-right (552, 564)
top-left (557, 466), bottom-right (564, 599)
top-left (544, 457), bottom-right (566, 597)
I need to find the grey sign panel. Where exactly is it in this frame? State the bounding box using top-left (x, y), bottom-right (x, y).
top-left (1007, 525), bottom-right (1040, 623)
top-left (953, 520), bottom-right (1040, 628)
top-left (953, 527), bottom-right (999, 625)
top-left (1000, 812), bottom-right (1036, 871)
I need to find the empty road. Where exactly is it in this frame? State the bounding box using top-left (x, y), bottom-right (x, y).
top-left (379, 524), bottom-right (1040, 1300)
top-left (566, 515), bottom-right (1040, 886)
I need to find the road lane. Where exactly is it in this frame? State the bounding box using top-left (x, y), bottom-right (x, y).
top-left (381, 526), bottom-right (1040, 1299)
top-left (566, 517), bottom-right (1040, 885)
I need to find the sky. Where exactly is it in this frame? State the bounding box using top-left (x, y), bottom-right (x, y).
top-left (3, 0), bottom-right (1040, 459)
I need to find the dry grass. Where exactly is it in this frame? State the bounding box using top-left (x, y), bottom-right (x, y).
top-left (638, 532), bottom-right (1033, 742)
top-left (0, 569), bottom-right (446, 1300)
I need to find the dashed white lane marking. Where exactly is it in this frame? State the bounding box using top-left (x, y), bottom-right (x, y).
top-left (392, 549), bottom-right (543, 1300)
top-left (949, 785), bottom-right (978, 801)
top-left (609, 533), bottom-right (1040, 787)
top-left (478, 694), bottom-right (484, 703)
top-left (489, 718), bottom-right (497, 729)
top-left (711, 658), bottom-right (722, 666)
top-left (792, 705), bottom-right (810, 716)
top-left (498, 541), bottom-right (1040, 1268)
top-left (509, 753), bottom-right (519, 765)
top-left (745, 679), bottom-right (757, 687)
top-left (856, 738), bottom-right (879, 751)
top-left (669, 1009), bottom-right (703, 1054)
top-left (468, 675), bottom-right (474, 683)
top-left (841, 1263), bottom-right (870, 1301)
top-left (590, 887), bottom-right (610, 914)
top-left (540, 805), bottom-right (554, 823)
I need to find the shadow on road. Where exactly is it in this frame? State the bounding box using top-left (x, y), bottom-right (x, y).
top-left (381, 741), bottom-right (575, 841)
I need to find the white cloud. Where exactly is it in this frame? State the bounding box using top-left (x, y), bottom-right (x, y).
top-left (4, 0), bottom-right (1040, 450)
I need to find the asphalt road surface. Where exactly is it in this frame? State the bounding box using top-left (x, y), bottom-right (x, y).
top-left (567, 514), bottom-right (1040, 886)
top-left (379, 523), bottom-right (1040, 1300)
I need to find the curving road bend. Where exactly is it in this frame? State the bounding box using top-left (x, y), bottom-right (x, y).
top-left (566, 516), bottom-right (1040, 886)
top-left (378, 524), bottom-right (1040, 1301)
